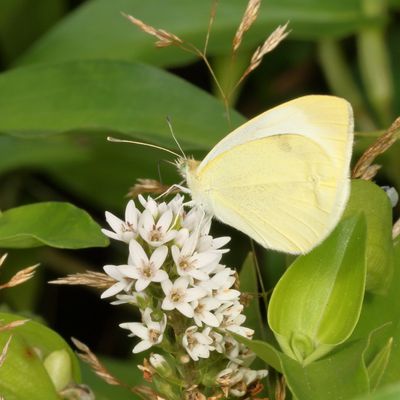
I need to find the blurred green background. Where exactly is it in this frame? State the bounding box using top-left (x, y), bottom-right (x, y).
top-left (0, 0), bottom-right (399, 396)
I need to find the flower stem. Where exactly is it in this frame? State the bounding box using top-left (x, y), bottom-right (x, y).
top-left (357, 0), bottom-right (394, 127)
top-left (317, 39), bottom-right (375, 131)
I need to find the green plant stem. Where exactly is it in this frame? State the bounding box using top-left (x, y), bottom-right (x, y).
top-left (317, 39), bottom-right (375, 131)
top-left (211, 52), bottom-right (249, 109)
top-left (357, 0), bottom-right (394, 127)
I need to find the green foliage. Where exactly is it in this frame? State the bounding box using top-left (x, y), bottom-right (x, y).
top-left (0, 312), bottom-right (80, 399)
top-left (0, 202), bottom-right (108, 248)
top-left (268, 214), bottom-right (367, 365)
top-left (343, 180), bottom-right (394, 293)
top-left (15, 0), bottom-right (377, 68)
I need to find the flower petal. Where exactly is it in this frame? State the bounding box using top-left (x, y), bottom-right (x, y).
top-left (150, 246), bottom-right (168, 268)
top-left (129, 240), bottom-right (148, 266)
top-left (177, 303), bottom-right (194, 318)
top-left (133, 340), bottom-right (152, 353)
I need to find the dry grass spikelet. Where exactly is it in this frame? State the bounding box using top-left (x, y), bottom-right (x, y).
top-left (0, 254), bottom-right (39, 290)
top-left (233, 0), bottom-right (262, 53)
top-left (0, 319), bottom-right (29, 333)
top-left (236, 22), bottom-right (290, 87)
top-left (72, 338), bottom-right (125, 387)
top-left (352, 116), bottom-right (400, 180)
top-left (123, 13), bottom-right (183, 48)
top-left (393, 218), bottom-right (400, 239)
top-left (0, 335), bottom-right (13, 368)
top-left (49, 271), bottom-right (116, 289)
top-left (128, 179), bottom-right (179, 198)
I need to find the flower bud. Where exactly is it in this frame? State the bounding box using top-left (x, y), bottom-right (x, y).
top-left (149, 353), bottom-right (175, 379)
top-left (43, 349), bottom-right (72, 391)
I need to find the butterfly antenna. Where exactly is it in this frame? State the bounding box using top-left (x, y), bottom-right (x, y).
top-left (166, 116), bottom-right (186, 159)
top-left (107, 136), bottom-right (181, 158)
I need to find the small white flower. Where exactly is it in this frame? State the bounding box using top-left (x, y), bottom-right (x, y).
top-left (167, 194), bottom-right (185, 216)
top-left (182, 326), bottom-right (214, 361)
top-left (161, 277), bottom-right (206, 318)
top-left (110, 292), bottom-right (148, 306)
top-left (139, 209), bottom-right (176, 247)
top-left (102, 200), bottom-right (138, 242)
top-left (191, 297), bottom-right (221, 327)
top-left (243, 367), bottom-right (268, 385)
top-left (120, 308), bottom-right (166, 353)
top-left (101, 264), bottom-right (135, 298)
top-left (196, 235), bottom-right (231, 254)
top-left (138, 195), bottom-right (160, 217)
top-left (182, 208), bottom-right (205, 232)
top-left (217, 363), bottom-right (243, 387)
top-left (172, 236), bottom-right (220, 281)
top-left (209, 330), bottom-right (225, 354)
top-left (199, 268), bottom-right (240, 300)
top-left (127, 240), bottom-right (168, 291)
top-left (224, 336), bottom-right (241, 362)
top-left (217, 302), bottom-right (254, 338)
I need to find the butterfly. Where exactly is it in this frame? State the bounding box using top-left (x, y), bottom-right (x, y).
top-left (176, 95), bottom-right (354, 255)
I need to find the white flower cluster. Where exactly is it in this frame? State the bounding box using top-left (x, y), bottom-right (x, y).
top-left (101, 195), bottom-right (267, 396)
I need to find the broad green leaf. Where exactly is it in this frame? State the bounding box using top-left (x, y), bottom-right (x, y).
top-left (0, 134), bottom-right (88, 175)
top-left (351, 240), bottom-right (400, 389)
top-left (0, 202), bottom-right (108, 249)
top-left (0, 0), bottom-right (65, 65)
top-left (351, 383), bottom-right (400, 400)
top-left (239, 252), bottom-right (266, 341)
top-left (374, 242), bottom-right (400, 386)
top-left (268, 215), bottom-right (367, 364)
top-left (16, 0), bottom-right (376, 68)
top-left (343, 180), bottom-right (394, 293)
top-left (0, 60), bottom-right (243, 148)
top-left (235, 335), bottom-right (370, 400)
top-left (281, 341), bottom-right (369, 400)
top-left (0, 312), bottom-right (80, 399)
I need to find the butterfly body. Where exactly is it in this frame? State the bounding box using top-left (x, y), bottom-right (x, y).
top-left (179, 95), bottom-right (354, 255)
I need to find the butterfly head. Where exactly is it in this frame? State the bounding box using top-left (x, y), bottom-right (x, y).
top-left (175, 157), bottom-right (200, 181)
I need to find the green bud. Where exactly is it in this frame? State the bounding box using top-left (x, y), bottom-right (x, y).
top-left (290, 333), bottom-right (315, 362)
top-left (43, 349), bottom-right (72, 392)
top-left (150, 354), bottom-right (174, 378)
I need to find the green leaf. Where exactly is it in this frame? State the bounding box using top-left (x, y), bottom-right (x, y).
top-left (0, 202), bottom-right (108, 249)
top-left (0, 60), bottom-right (243, 148)
top-left (0, 0), bottom-right (65, 64)
top-left (16, 0), bottom-right (376, 68)
top-left (281, 341), bottom-right (369, 400)
top-left (268, 214), bottom-right (367, 364)
top-left (0, 312), bottom-right (80, 399)
top-left (0, 134), bottom-right (88, 175)
top-left (352, 239), bottom-right (400, 389)
top-left (239, 252), bottom-right (266, 341)
top-left (351, 383), bottom-right (400, 400)
top-left (235, 335), bottom-right (370, 400)
top-left (343, 179), bottom-right (394, 293)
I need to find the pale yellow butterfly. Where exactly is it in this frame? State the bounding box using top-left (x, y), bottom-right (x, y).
top-left (177, 95), bottom-right (354, 255)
